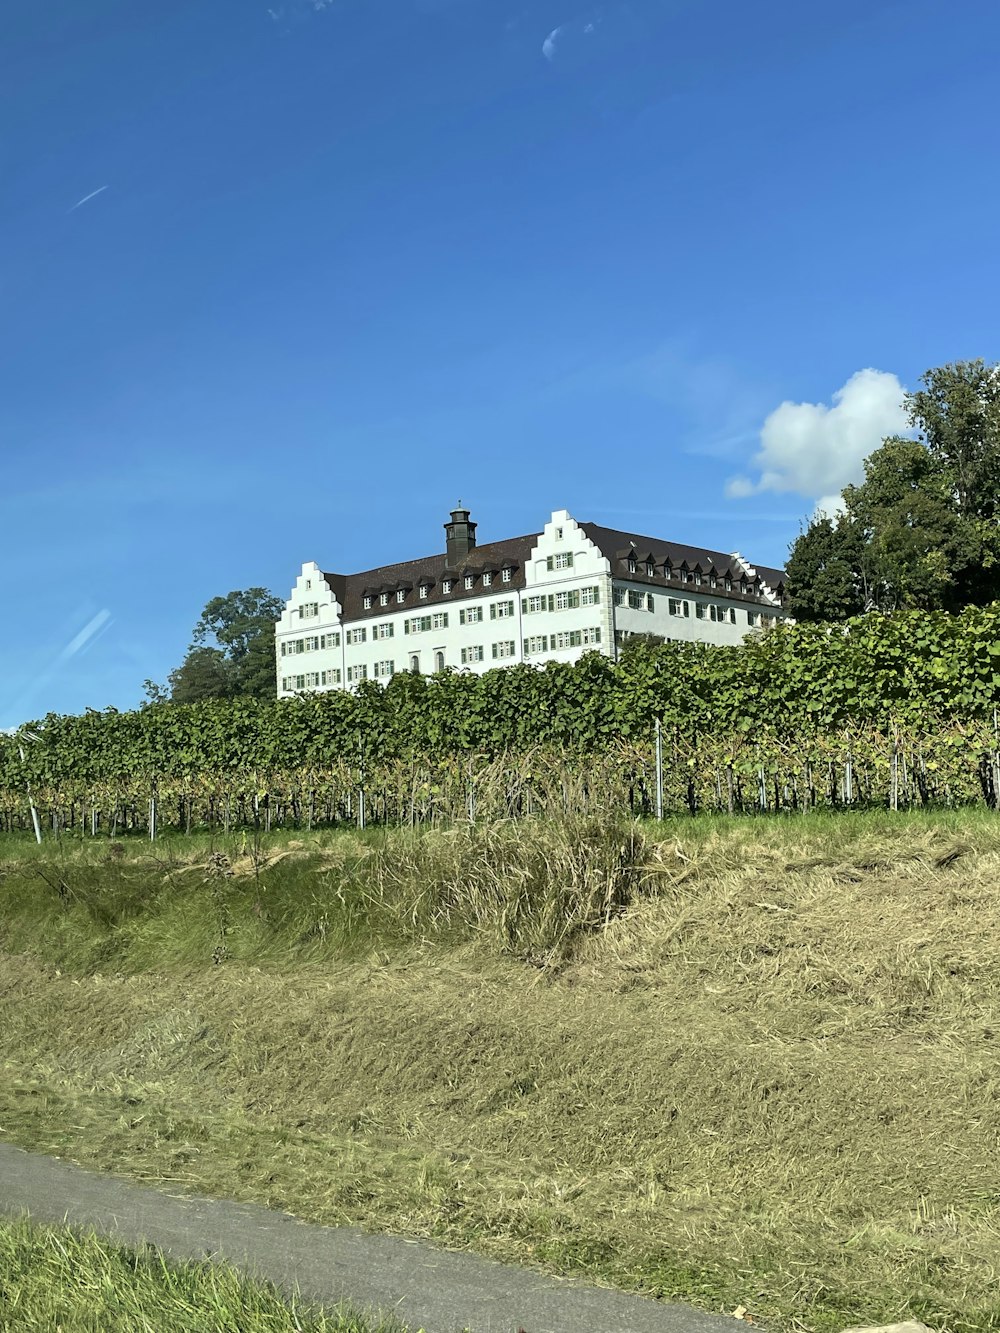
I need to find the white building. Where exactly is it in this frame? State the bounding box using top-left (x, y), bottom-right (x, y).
top-left (275, 506), bottom-right (789, 696)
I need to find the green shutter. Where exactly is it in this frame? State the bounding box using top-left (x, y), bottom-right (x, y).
top-left (546, 555), bottom-right (554, 571)
top-left (490, 604), bottom-right (496, 620)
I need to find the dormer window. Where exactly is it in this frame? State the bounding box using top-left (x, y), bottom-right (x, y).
top-left (442, 579), bottom-right (453, 594)
top-left (646, 560), bottom-right (655, 577)
top-left (483, 572), bottom-right (492, 587)
top-left (397, 589), bottom-right (406, 603)
top-left (363, 596), bottom-right (372, 610)
top-left (725, 576), bottom-right (732, 591)
top-left (665, 565), bottom-right (674, 580)
top-left (464, 574), bottom-right (474, 590)
top-left (627, 556), bottom-right (637, 574)
top-left (740, 578), bottom-right (748, 594)
top-left (419, 585), bottom-right (428, 600)
top-left (709, 574), bottom-right (717, 589)
top-left (501, 567), bottom-right (512, 584)
top-left (694, 572), bottom-right (702, 586)
top-left (380, 592), bottom-right (389, 606)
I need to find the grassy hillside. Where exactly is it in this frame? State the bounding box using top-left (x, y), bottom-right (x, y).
top-left (1, 811), bottom-right (998, 1332)
top-left (0, 1216), bottom-right (406, 1332)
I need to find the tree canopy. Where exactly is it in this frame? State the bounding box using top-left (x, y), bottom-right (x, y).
top-left (145, 588), bottom-right (284, 704)
top-left (787, 360), bottom-right (1000, 620)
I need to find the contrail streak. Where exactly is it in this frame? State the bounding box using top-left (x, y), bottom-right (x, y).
top-left (68, 185), bottom-right (108, 213)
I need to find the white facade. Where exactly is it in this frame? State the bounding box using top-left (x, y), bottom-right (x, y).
top-left (275, 508), bottom-right (788, 697)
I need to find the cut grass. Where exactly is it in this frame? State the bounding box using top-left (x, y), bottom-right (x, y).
top-left (2, 809), bottom-right (1000, 1332)
top-left (0, 1215), bottom-right (409, 1332)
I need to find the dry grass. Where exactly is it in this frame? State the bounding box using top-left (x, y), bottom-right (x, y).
top-left (2, 811), bottom-right (1000, 1332)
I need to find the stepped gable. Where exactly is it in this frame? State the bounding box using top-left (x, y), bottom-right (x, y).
top-left (321, 532), bottom-right (540, 621)
top-left (579, 522), bottom-right (787, 606)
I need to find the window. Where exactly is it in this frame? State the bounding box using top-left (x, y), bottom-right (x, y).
top-left (305, 579), bottom-right (312, 590)
top-left (375, 660), bottom-right (394, 678)
top-left (321, 668), bottom-right (341, 685)
top-left (304, 672), bottom-right (320, 687)
top-left (293, 674), bottom-right (305, 690)
top-left (748, 611), bottom-right (761, 627)
top-left (304, 635), bottom-right (319, 652)
top-left (522, 595), bottom-right (545, 615)
top-left (346, 664), bottom-right (368, 683)
top-left (281, 676), bottom-right (289, 691)
top-left (524, 635), bottom-right (548, 655)
top-left (431, 612), bottom-right (448, 629)
top-left (405, 615), bottom-right (433, 634)
top-left (321, 632), bottom-right (341, 649)
top-left (376, 622), bottom-right (394, 639)
top-left (491, 640), bottom-right (516, 659)
top-left (709, 574), bottom-right (717, 589)
top-left (696, 603), bottom-right (706, 619)
top-left (646, 561), bottom-right (655, 577)
top-left (434, 651), bottom-right (445, 672)
top-left (740, 578), bottom-right (748, 594)
top-left (694, 572), bottom-right (703, 586)
top-left (442, 579), bottom-right (453, 594)
top-left (582, 627), bottom-right (601, 645)
top-left (668, 598), bottom-right (688, 617)
top-left (725, 577), bottom-right (732, 591)
top-left (627, 556), bottom-right (637, 574)
top-left (363, 596), bottom-right (372, 610)
top-left (646, 594), bottom-right (654, 612)
top-left (553, 630), bottom-right (583, 649)
top-left (555, 590), bottom-right (580, 611)
top-left (614, 587), bottom-right (625, 606)
top-left (409, 654), bottom-right (420, 671)
top-left (501, 567), bottom-right (512, 583)
top-left (298, 602), bottom-right (318, 619)
top-left (346, 627), bottom-right (367, 644)
top-left (380, 592), bottom-right (389, 606)
top-left (490, 599), bottom-right (515, 620)
top-left (464, 574), bottom-right (474, 590)
top-left (460, 606), bottom-right (483, 625)
top-left (419, 585), bottom-right (429, 599)
top-left (665, 565), bottom-right (674, 580)
top-left (396, 589), bottom-right (406, 604)
top-left (461, 645), bottom-right (484, 664)
top-left (627, 590), bottom-right (644, 610)
top-left (546, 552), bottom-right (574, 571)
top-left (555, 526), bottom-right (563, 539)
top-left (681, 569), bottom-right (691, 584)
top-left (581, 585), bottom-right (600, 606)
top-left (482, 572), bottom-right (492, 587)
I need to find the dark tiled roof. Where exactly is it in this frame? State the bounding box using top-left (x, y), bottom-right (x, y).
top-left (322, 533), bottom-right (541, 620)
top-left (578, 522), bottom-right (787, 606)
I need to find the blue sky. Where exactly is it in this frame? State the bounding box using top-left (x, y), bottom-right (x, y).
top-left (3, 0), bottom-right (998, 725)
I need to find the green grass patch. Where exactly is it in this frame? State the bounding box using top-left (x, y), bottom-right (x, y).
top-left (0, 1215), bottom-right (409, 1332)
top-left (2, 810), bottom-right (1000, 1332)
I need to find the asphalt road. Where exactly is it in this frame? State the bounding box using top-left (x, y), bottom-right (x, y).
top-left (0, 1141), bottom-right (743, 1333)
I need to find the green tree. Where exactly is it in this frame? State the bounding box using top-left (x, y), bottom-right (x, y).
top-left (907, 359), bottom-right (1000, 520)
top-left (787, 360), bottom-right (1000, 621)
top-left (146, 588), bottom-right (284, 703)
top-left (786, 514), bottom-right (865, 621)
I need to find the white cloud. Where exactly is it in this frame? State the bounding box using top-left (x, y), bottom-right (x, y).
top-left (812, 493), bottom-right (846, 522)
top-left (542, 25), bottom-right (563, 60)
top-left (726, 368), bottom-right (908, 505)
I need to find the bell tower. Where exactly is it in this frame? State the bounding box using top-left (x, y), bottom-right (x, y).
top-left (444, 502), bottom-right (477, 566)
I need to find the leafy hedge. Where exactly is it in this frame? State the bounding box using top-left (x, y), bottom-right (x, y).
top-left (2, 607), bottom-right (999, 794)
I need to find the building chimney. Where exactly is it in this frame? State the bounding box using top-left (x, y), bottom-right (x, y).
top-left (444, 502), bottom-right (477, 566)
